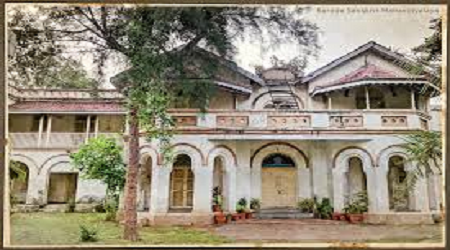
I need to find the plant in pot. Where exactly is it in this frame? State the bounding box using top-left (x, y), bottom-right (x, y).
top-left (213, 211), bottom-right (227, 225)
top-left (226, 213), bottom-right (233, 223)
top-left (250, 198), bottom-right (261, 212)
top-left (236, 198), bottom-right (247, 220)
top-left (343, 191), bottom-right (368, 224)
top-left (212, 187), bottom-right (223, 212)
top-left (313, 197), bottom-right (333, 220)
top-left (297, 198), bottom-right (314, 213)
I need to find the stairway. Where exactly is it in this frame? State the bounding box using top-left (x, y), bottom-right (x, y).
top-left (256, 207), bottom-right (313, 219)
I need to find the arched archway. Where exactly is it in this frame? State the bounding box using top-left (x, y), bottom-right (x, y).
top-left (137, 155), bottom-right (153, 211)
top-left (345, 157), bottom-right (368, 204)
top-left (169, 154), bottom-right (194, 211)
top-left (10, 161), bottom-right (29, 204)
top-left (208, 145), bottom-right (237, 212)
top-left (333, 147), bottom-right (375, 212)
top-left (387, 156), bottom-right (412, 211)
top-left (251, 143), bottom-right (310, 209)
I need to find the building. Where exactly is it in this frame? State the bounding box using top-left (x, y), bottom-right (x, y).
top-left (8, 41), bottom-right (443, 224)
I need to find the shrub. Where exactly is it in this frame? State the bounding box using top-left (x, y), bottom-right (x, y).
top-left (250, 198), bottom-right (260, 210)
top-left (314, 197), bottom-right (333, 219)
top-left (343, 191), bottom-right (369, 214)
top-left (297, 198), bottom-right (314, 213)
top-left (237, 198), bottom-right (247, 207)
top-left (79, 225), bottom-right (98, 242)
top-left (67, 197), bottom-right (76, 213)
top-left (94, 203), bottom-right (106, 213)
top-left (104, 199), bottom-right (118, 221)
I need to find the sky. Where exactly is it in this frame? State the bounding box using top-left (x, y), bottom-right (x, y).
top-left (9, 4), bottom-right (444, 88)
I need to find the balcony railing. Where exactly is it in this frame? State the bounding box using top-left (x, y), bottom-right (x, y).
top-left (9, 110), bottom-right (431, 149)
top-left (168, 109), bottom-right (431, 131)
top-left (9, 133), bottom-right (124, 149)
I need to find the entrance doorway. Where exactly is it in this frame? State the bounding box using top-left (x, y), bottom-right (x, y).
top-left (261, 154), bottom-right (297, 208)
top-left (47, 173), bottom-right (78, 204)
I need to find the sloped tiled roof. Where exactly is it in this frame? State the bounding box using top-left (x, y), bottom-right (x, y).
top-left (327, 63), bottom-right (400, 86)
top-left (9, 101), bottom-right (125, 113)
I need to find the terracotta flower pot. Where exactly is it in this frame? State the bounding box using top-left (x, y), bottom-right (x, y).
top-left (232, 213), bottom-right (240, 221)
top-left (348, 214), bottom-right (364, 224)
top-left (332, 212), bottom-right (341, 220)
top-left (214, 213), bottom-right (227, 225)
top-left (340, 215), bottom-right (347, 221)
top-left (245, 212), bottom-right (253, 219)
top-left (212, 205), bottom-right (222, 212)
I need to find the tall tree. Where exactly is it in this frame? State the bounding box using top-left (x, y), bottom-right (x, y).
top-left (8, 5), bottom-right (319, 240)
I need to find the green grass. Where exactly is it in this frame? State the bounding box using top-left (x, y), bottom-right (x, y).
top-left (10, 213), bottom-right (232, 245)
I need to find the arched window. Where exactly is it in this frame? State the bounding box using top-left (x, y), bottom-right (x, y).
top-left (262, 154), bottom-right (295, 168)
top-left (170, 154), bottom-right (194, 210)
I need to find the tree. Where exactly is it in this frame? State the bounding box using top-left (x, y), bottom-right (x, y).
top-left (8, 7), bottom-right (100, 89)
top-left (70, 136), bottom-right (126, 199)
top-left (9, 5), bottom-right (319, 240)
top-left (401, 17), bottom-right (442, 192)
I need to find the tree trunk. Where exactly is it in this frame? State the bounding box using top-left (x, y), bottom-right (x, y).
top-left (123, 108), bottom-right (139, 241)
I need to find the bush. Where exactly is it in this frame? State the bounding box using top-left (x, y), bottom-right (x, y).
top-left (79, 225), bottom-right (98, 242)
top-left (104, 199), bottom-right (118, 221)
top-left (297, 198), bottom-right (314, 213)
top-left (237, 198), bottom-right (247, 207)
top-left (314, 197), bottom-right (333, 219)
top-left (94, 203), bottom-right (106, 213)
top-left (250, 198), bottom-right (260, 210)
top-left (343, 191), bottom-right (369, 214)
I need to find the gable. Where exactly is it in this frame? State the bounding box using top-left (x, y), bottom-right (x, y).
top-left (307, 50), bottom-right (419, 93)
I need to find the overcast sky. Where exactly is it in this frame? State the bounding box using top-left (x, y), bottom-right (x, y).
top-left (11, 4), bottom-right (443, 88)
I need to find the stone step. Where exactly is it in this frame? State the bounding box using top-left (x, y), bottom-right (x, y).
top-left (256, 207), bottom-right (313, 219)
top-left (256, 212), bottom-right (313, 219)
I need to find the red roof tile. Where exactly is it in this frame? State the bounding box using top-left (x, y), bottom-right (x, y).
top-left (329, 64), bottom-right (399, 86)
top-left (9, 101), bottom-right (125, 113)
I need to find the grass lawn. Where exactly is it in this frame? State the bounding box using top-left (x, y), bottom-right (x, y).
top-left (10, 213), bottom-right (232, 245)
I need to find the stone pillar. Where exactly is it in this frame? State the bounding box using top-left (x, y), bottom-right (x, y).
top-left (226, 167), bottom-right (237, 212)
top-left (427, 174), bottom-right (440, 211)
top-left (193, 166), bottom-right (213, 213)
top-left (374, 167), bottom-right (390, 213)
top-left (150, 165), bottom-right (170, 213)
top-left (411, 176), bottom-right (430, 212)
top-left (236, 142), bottom-right (252, 203)
top-left (310, 142), bottom-right (330, 200)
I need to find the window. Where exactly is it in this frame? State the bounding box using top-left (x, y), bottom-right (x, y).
top-left (170, 155), bottom-right (194, 210)
top-left (262, 154), bottom-right (295, 167)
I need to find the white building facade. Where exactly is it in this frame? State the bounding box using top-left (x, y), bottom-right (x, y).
top-left (8, 41), bottom-right (443, 224)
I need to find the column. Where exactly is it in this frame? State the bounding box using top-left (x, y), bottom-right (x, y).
top-left (310, 142), bottom-right (330, 200)
top-left (37, 115), bottom-right (44, 147)
top-left (193, 166), bottom-right (213, 213)
top-left (375, 167), bottom-right (390, 213)
top-left (85, 115), bottom-right (91, 143)
top-left (365, 87), bottom-right (370, 109)
top-left (236, 142), bottom-right (252, 202)
top-left (327, 95), bottom-right (332, 110)
top-left (94, 116), bottom-right (99, 137)
top-left (45, 115), bottom-right (52, 147)
top-left (150, 165), bottom-right (171, 213)
top-left (226, 167), bottom-right (237, 212)
top-left (411, 89), bottom-right (416, 110)
top-left (411, 176), bottom-right (430, 212)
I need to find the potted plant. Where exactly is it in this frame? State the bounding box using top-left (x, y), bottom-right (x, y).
top-left (226, 213), bottom-right (233, 223)
top-left (250, 198), bottom-right (261, 211)
top-left (213, 211), bottom-right (227, 225)
top-left (313, 197), bottom-right (333, 220)
top-left (343, 191), bottom-right (368, 224)
top-left (297, 198), bottom-right (314, 213)
top-left (212, 187), bottom-right (223, 212)
top-left (236, 198), bottom-right (247, 220)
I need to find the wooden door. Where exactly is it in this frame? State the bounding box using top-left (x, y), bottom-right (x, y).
top-left (170, 167), bottom-right (194, 209)
top-left (261, 168), bottom-right (297, 208)
top-left (48, 173), bottom-right (78, 203)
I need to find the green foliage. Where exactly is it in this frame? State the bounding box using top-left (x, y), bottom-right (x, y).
top-left (237, 198), bottom-right (247, 207)
top-left (401, 131), bottom-right (442, 192)
top-left (9, 160), bottom-right (27, 181)
top-left (236, 198), bottom-right (248, 213)
top-left (250, 198), bottom-right (260, 210)
top-left (67, 197), bottom-right (76, 213)
top-left (104, 199), bottom-right (118, 221)
top-left (70, 136), bottom-right (126, 199)
top-left (297, 198), bottom-right (314, 213)
top-left (79, 225), bottom-right (98, 242)
top-left (343, 191), bottom-right (369, 214)
top-left (313, 197), bottom-right (333, 219)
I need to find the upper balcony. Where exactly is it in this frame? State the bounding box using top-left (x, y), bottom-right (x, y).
top-left (169, 109), bottom-right (431, 132)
